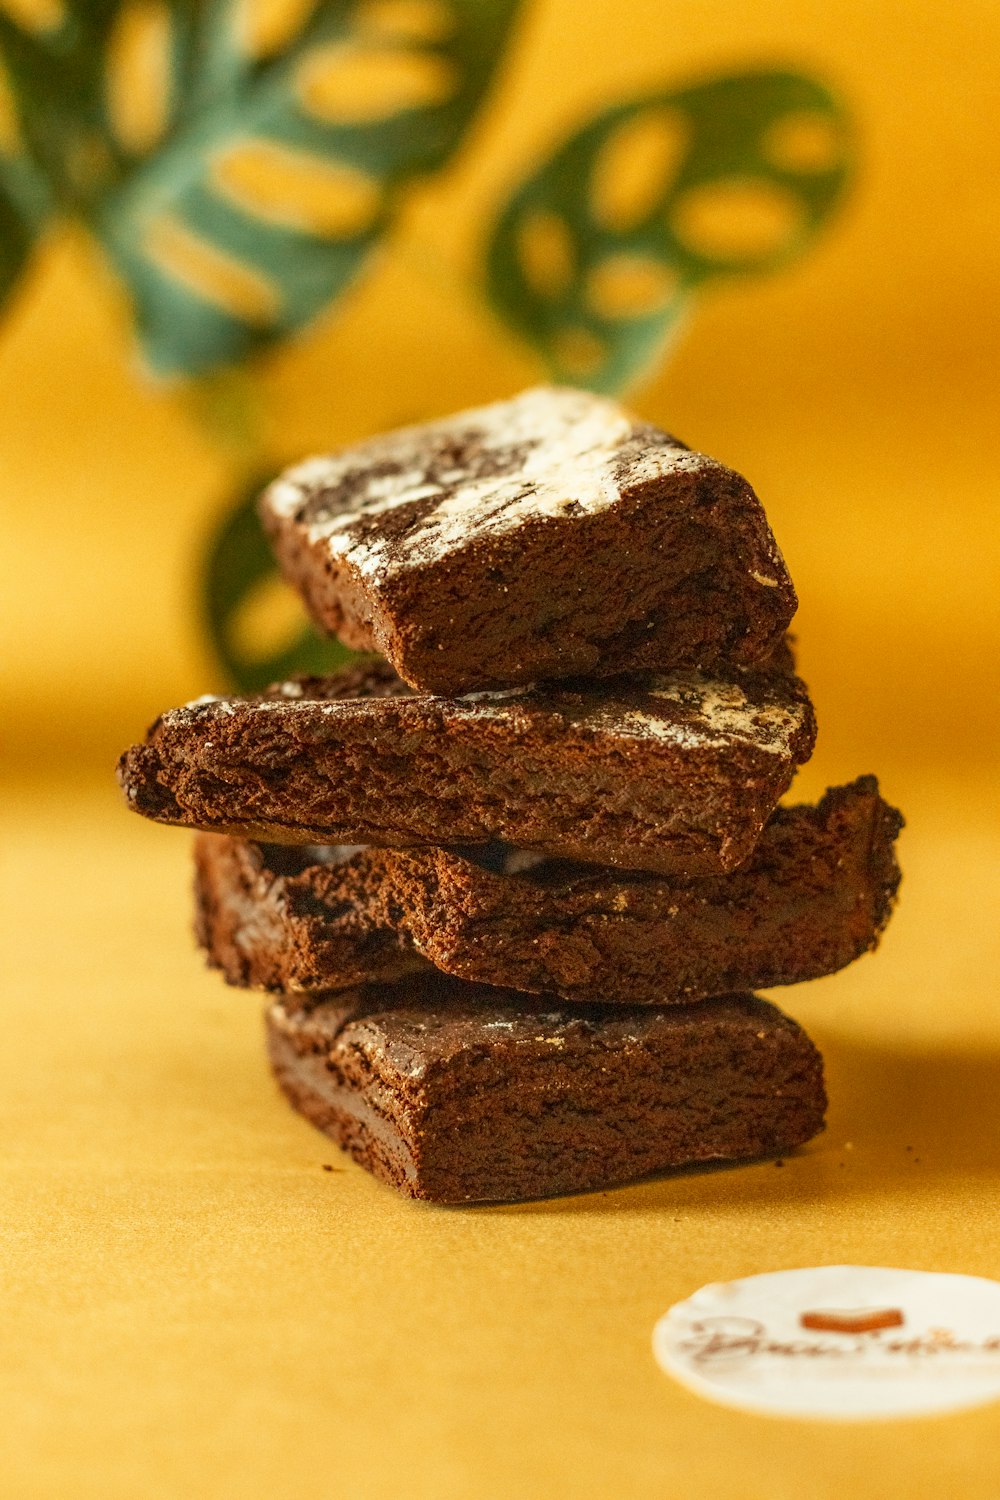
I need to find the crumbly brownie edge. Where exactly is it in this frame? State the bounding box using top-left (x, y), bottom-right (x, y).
top-left (193, 834), bottom-right (427, 993)
top-left (214, 777), bottom-right (900, 1004)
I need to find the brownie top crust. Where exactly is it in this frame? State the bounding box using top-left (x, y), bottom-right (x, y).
top-left (259, 386), bottom-right (798, 693)
top-left (176, 658), bottom-right (812, 761)
top-left (267, 981), bottom-right (827, 1200)
top-left (271, 977), bottom-right (806, 1081)
top-left (261, 387), bottom-right (750, 581)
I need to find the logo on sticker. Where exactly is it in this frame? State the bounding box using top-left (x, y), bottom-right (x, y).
top-left (653, 1266), bottom-right (1000, 1419)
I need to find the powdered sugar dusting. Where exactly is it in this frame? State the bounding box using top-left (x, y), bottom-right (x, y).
top-left (460, 686), bottom-right (534, 705)
top-left (261, 386), bottom-right (707, 577)
top-left (641, 676), bottom-right (802, 753)
top-left (172, 670), bottom-right (803, 756)
top-left (560, 679), bottom-right (800, 753)
top-left (500, 849), bottom-right (550, 875)
top-left (182, 693), bottom-right (235, 716)
top-left (445, 672), bottom-right (802, 754)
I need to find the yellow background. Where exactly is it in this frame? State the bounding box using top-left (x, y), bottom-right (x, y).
top-left (3, 1), bottom-right (999, 1495)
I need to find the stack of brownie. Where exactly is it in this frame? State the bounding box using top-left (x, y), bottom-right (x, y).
top-left (118, 387), bottom-right (902, 1204)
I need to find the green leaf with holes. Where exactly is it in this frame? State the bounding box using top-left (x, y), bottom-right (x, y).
top-left (486, 69), bottom-right (854, 394)
top-left (0, 1), bottom-right (148, 210)
top-left (0, 178), bottom-right (34, 307)
top-left (0, 28), bottom-right (56, 308)
top-left (80, 0), bottom-right (524, 377)
top-left (203, 475), bottom-right (357, 692)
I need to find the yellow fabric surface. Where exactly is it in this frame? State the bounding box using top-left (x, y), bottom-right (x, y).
top-left (4, 774), bottom-right (1000, 1497)
top-left (2, 0), bottom-right (999, 1494)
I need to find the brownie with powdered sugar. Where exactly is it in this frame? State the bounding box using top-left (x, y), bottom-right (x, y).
top-left (194, 779), bottom-right (901, 1005)
top-left (259, 386), bottom-right (797, 695)
top-left (265, 979), bottom-right (827, 1203)
top-left (118, 658), bottom-right (816, 876)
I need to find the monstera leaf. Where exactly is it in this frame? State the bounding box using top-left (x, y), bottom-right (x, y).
top-left (201, 67), bottom-right (856, 691)
top-left (0, 32), bottom-right (53, 307)
top-left (0, 1), bottom-right (130, 209)
top-left (487, 69), bottom-right (854, 392)
top-left (202, 474), bottom-right (356, 691)
top-left (0, 16), bottom-right (857, 689)
top-left (0, 178), bottom-right (34, 304)
top-left (0, 0), bottom-right (524, 374)
top-left (96, 0), bottom-right (524, 374)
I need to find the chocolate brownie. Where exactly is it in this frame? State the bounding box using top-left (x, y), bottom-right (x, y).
top-left (385, 777), bottom-right (902, 1002)
top-left (259, 386), bottom-right (797, 694)
top-left (118, 660), bottom-right (816, 876)
top-left (199, 778), bottom-right (900, 1003)
top-left (265, 979), bottom-right (827, 1203)
top-left (193, 836), bottom-right (426, 993)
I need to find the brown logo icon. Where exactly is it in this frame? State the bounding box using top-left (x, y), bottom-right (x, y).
top-left (800, 1306), bottom-right (905, 1334)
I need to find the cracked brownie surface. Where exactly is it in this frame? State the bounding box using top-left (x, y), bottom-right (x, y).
top-left (193, 836), bottom-right (426, 994)
top-left (259, 386), bottom-right (797, 694)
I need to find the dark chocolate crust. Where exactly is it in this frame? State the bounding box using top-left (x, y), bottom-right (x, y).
top-left (198, 778), bottom-right (901, 1004)
top-left (119, 660), bottom-right (816, 877)
top-left (265, 979), bottom-right (827, 1203)
top-left (259, 387), bottom-right (797, 695)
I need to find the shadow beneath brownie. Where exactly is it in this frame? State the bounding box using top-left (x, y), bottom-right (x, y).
top-left (486, 1032), bottom-right (1000, 1216)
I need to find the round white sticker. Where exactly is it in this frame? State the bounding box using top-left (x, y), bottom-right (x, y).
top-left (653, 1265), bottom-right (1000, 1420)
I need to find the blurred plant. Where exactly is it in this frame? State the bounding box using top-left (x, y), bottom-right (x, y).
top-left (0, 0), bottom-right (855, 687)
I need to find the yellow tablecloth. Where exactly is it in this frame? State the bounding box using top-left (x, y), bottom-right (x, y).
top-left (4, 768), bottom-right (999, 1498)
top-left (3, 0), bottom-right (1000, 1492)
